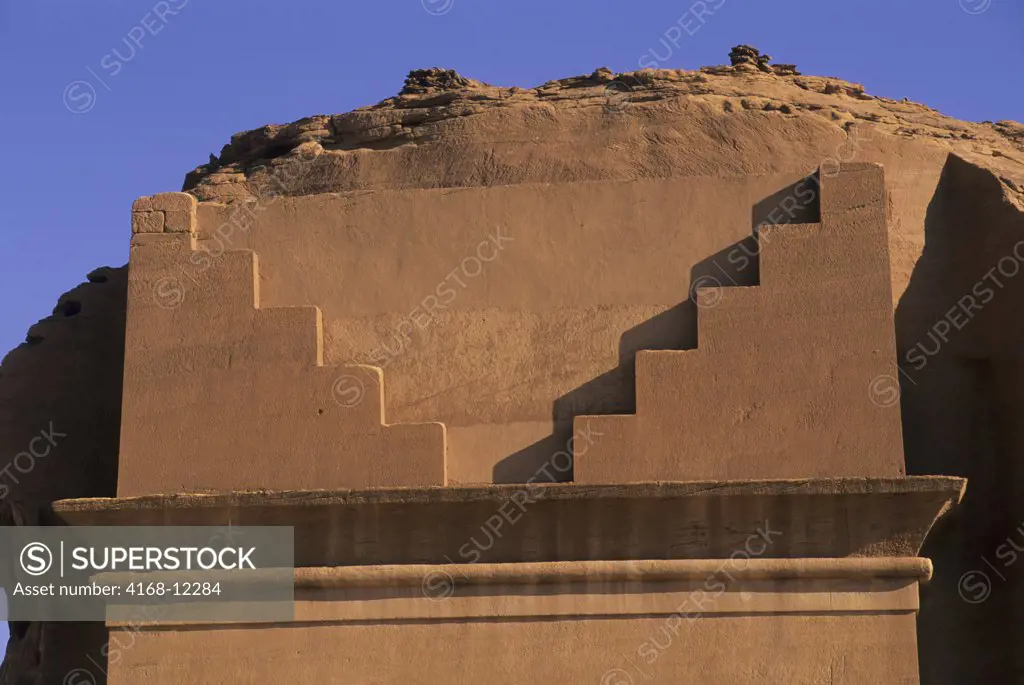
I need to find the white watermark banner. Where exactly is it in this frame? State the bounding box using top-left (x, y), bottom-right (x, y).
top-left (1, 526), bottom-right (294, 622)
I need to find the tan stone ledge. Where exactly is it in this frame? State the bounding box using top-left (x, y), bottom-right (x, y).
top-left (96, 557), bottom-right (932, 591)
top-left (106, 560), bottom-right (927, 628)
top-left (55, 476), bottom-right (966, 513)
top-left (52, 477), bottom-right (964, 566)
top-left (293, 557), bottom-right (934, 588)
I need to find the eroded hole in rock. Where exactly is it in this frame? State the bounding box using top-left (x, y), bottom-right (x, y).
top-left (57, 300), bottom-right (82, 317)
top-left (261, 143), bottom-right (296, 160)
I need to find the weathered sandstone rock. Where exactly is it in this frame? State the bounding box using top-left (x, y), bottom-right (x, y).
top-left (2, 46), bottom-right (1023, 683)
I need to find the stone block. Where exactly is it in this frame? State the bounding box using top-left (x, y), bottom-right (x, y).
top-left (131, 210), bottom-right (164, 234)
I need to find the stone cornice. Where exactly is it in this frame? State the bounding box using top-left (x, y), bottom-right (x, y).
top-left (54, 477), bottom-right (964, 567)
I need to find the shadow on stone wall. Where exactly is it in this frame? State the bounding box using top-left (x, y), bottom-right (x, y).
top-left (492, 174), bottom-right (809, 484)
top-left (897, 153), bottom-right (1024, 684)
top-left (0, 265), bottom-right (127, 685)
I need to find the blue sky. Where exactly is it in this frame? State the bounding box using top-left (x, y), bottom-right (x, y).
top-left (0, 0), bottom-right (1022, 651)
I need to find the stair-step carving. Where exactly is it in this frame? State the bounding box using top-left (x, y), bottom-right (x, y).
top-left (573, 164), bottom-right (904, 482)
top-left (118, 193), bottom-right (446, 496)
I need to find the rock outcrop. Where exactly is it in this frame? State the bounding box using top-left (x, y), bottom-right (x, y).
top-left (0, 266), bottom-right (126, 685)
top-left (2, 46), bottom-right (1023, 684)
top-left (725, 44), bottom-right (800, 76)
top-left (182, 51), bottom-right (1022, 211)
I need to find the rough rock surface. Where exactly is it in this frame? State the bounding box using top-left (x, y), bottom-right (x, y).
top-left (0, 267), bottom-right (126, 685)
top-left (726, 44), bottom-right (799, 76)
top-left (182, 55), bottom-right (1022, 207)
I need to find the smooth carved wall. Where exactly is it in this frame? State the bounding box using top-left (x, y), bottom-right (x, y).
top-left (120, 165), bottom-right (904, 492)
top-left (117, 194), bottom-right (446, 497)
top-left (191, 172), bottom-right (817, 485)
top-left (107, 612), bottom-right (920, 684)
top-left (186, 165), bottom-right (905, 486)
top-left (575, 164), bottom-right (905, 481)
